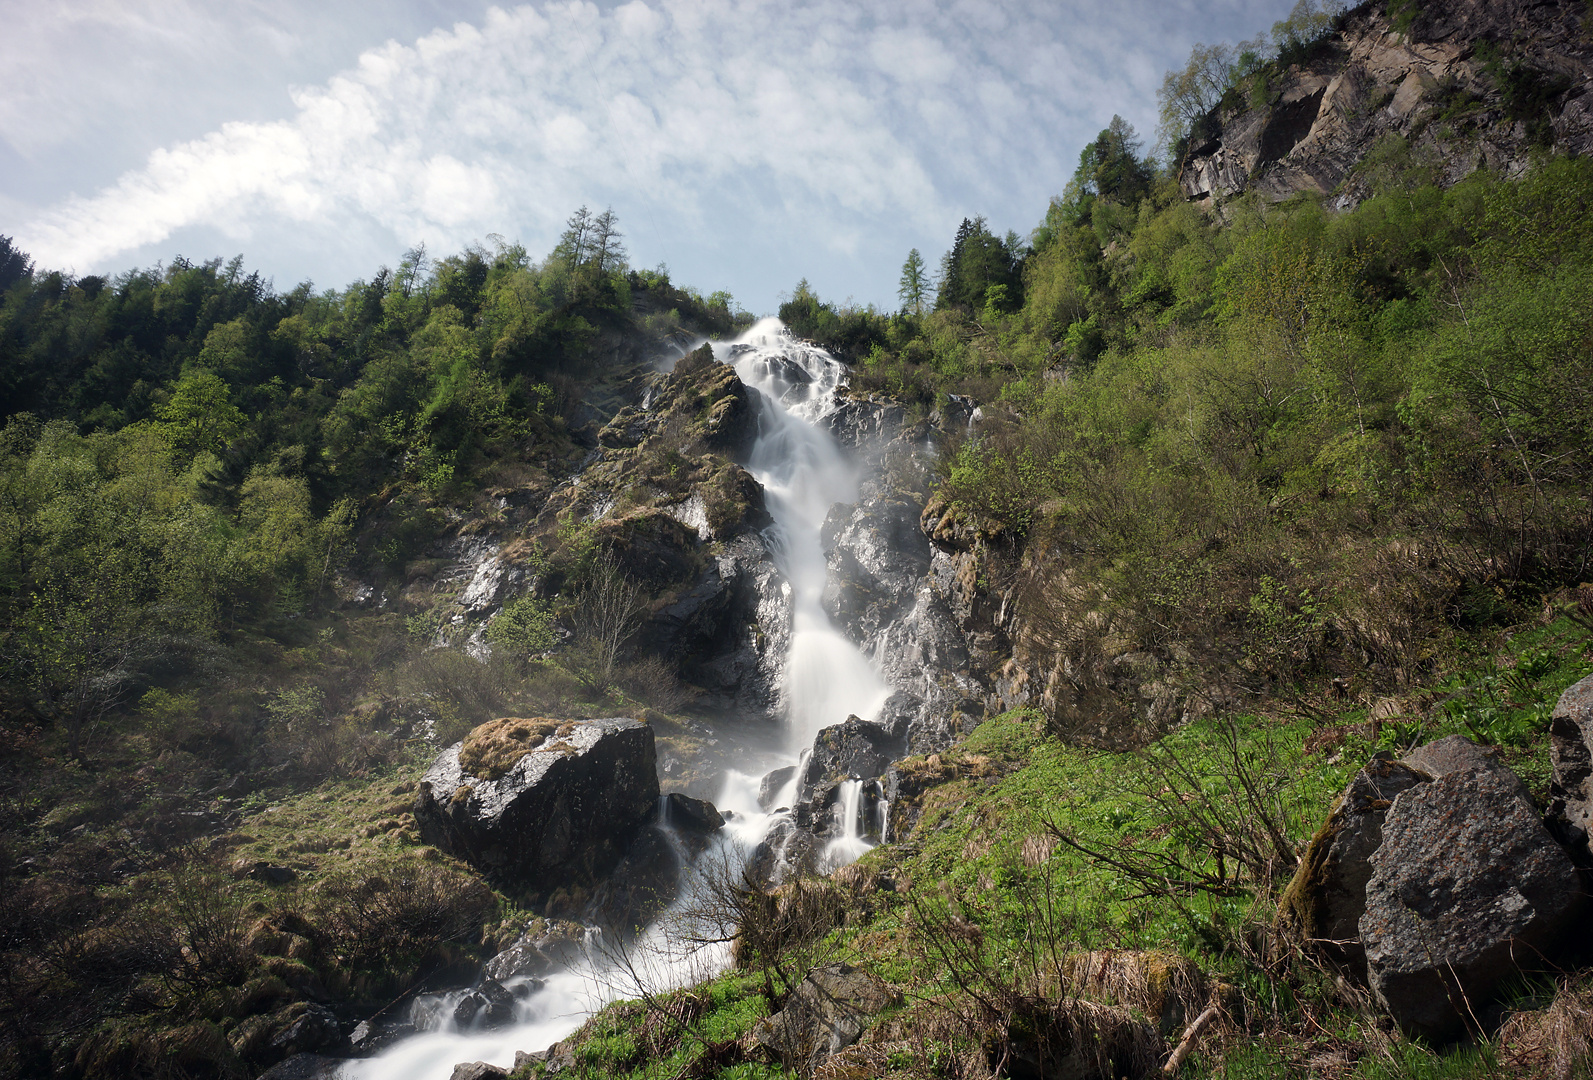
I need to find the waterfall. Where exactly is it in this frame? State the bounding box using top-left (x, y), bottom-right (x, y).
top-left (820, 778), bottom-right (874, 870)
top-left (348, 318), bottom-right (885, 1079)
top-left (719, 319), bottom-right (892, 751)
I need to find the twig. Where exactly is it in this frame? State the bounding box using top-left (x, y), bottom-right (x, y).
top-left (1162, 1004), bottom-right (1221, 1075)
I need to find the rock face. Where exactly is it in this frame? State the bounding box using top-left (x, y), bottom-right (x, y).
top-left (1180, 0), bottom-right (1593, 208)
top-left (1401, 734), bottom-right (1531, 800)
top-left (1279, 754), bottom-right (1432, 970)
top-left (1360, 767), bottom-right (1585, 1040)
top-left (751, 963), bottom-right (899, 1069)
top-left (414, 717), bottom-right (659, 894)
top-left (1549, 673), bottom-right (1593, 863)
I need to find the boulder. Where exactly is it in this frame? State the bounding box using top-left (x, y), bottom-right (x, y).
top-left (1360, 768), bottom-right (1585, 1041)
top-left (799, 716), bottom-right (902, 803)
top-left (451, 978), bottom-right (515, 1029)
top-left (485, 921), bottom-right (587, 983)
top-left (751, 962), bottom-right (899, 1069)
top-left (414, 717), bottom-right (660, 894)
top-left (662, 792), bottom-right (724, 833)
top-left (1549, 673), bottom-right (1593, 863)
top-left (1278, 754), bottom-right (1432, 970)
top-left (448, 1063), bottom-right (508, 1080)
top-left (1401, 734), bottom-right (1531, 802)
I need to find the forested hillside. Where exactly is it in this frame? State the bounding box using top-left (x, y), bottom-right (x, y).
top-left (3, 0), bottom-right (1593, 1078)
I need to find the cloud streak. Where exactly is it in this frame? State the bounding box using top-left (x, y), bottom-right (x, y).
top-left (11, 0), bottom-right (1295, 309)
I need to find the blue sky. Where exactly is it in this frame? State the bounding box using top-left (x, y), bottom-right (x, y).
top-left (3, 0), bottom-right (1299, 315)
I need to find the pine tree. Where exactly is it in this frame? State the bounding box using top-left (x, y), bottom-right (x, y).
top-left (898, 249), bottom-right (929, 317)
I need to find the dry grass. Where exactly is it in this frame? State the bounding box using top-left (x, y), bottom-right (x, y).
top-left (456, 717), bottom-right (575, 780)
top-left (1498, 982), bottom-right (1593, 1080)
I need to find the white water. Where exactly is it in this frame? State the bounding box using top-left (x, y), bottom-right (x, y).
top-left (719, 318), bottom-right (892, 751)
top-left (820, 778), bottom-right (874, 870)
top-left (347, 318), bottom-right (887, 1079)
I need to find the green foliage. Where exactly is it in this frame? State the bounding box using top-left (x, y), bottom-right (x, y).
top-left (487, 595), bottom-right (557, 659)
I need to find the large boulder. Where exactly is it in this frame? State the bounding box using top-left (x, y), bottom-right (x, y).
top-left (414, 717), bottom-right (659, 894)
top-left (1278, 754), bottom-right (1432, 971)
top-left (751, 963), bottom-right (899, 1070)
top-left (1549, 673), bottom-right (1593, 863)
top-left (1401, 734), bottom-right (1531, 801)
top-left (1360, 768), bottom-right (1585, 1041)
top-left (800, 716), bottom-right (902, 801)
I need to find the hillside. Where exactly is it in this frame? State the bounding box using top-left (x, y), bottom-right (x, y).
top-left (3, 0), bottom-right (1593, 1078)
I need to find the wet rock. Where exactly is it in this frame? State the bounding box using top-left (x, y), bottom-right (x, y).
top-left (747, 817), bottom-right (818, 888)
top-left (1549, 673), bottom-right (1593, 863)
top-left (751, 962), bottom-right (899, 1069)
top-left (759, 766), bottom-right (798, 810)
top-left (255, 1054), bottom-right (346, 1080)
top-left (452, 978), bottom-right (515, 1030)
top-left (1401, 735), bottom-right (1531, 802)
top-left (799, 716), bottom-right (903, 806)
top-left (1361, 768), bottom-right (1585, 1041)
top-left (484, 921), bottom-right (587, 982)
top-left (448, 1062), bottom-right (508, 1080)
top-left (1278, 754), bottom-right (1432, 971)
top-left (821, 495), bottom-right (932, 645)
top-left (414, 717), bottom-right (659, 894)
top-left (663, 792), bottom-right (724, 832)
top-left (640, 531), bottom-right (785, 715)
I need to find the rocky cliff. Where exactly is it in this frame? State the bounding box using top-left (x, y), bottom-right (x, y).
top-left (1181, 0), bottom-right (1593, 207)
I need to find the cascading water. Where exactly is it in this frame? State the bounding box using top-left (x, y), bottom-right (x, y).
top-left (721, 319), bottom-right (893, 752)
top-left (820, 779), bottom-right (873, 870)
top-left (347, 318), bottom-right (886, 1079)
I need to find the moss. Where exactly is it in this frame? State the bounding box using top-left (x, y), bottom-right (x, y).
top-left (458, 717), bottom-right (577, 780)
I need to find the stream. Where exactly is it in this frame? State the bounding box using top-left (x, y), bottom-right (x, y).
top-left (345, 318), bottom-right (890, 1078)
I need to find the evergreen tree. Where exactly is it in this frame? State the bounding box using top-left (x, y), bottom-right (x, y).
top-left (898, 249), bottom-right (929, 316)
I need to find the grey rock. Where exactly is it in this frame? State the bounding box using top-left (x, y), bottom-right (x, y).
top-left (584, 823), bottom-right (684, 931)
top-left (254, 1054), bottom-right (346, 1080)
top-left (1549, 673), bottom-right (1593, 863)
top-left (449, 1062), bottom-right (508, 1080)
top-left (453, 979), bottom-right (515, 1029)
top-left (1278, 754), bottom-right (1432, 971)
top-left (751, 962), bottom-right (900, 1069)
top-left (1401, 735), bottom-right (1531, 802)
top-left (747, 816), bottom-right (818, 888)
top-left (485, 922), bottom-right (587, 983)
top-left (1361, 768), bottom-right (1585, 1041)
top-left (1180, 0), bottom-right (1593, 209)
top-left (413, 717), bottom-right (659, 894)
top-left (800, 716), bottom-right (902, 800)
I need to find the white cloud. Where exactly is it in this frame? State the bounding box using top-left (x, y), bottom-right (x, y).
top-left (7, 0), bottom-right (1301, 310)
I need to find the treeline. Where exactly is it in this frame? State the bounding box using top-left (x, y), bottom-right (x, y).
top-left (0, 212), bottom-right (746, 756)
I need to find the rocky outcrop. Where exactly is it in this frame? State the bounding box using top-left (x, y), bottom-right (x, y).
top-left (1279, 754), bottom-right (1432, 971)
top-left (1180, 0), bottom-right (1593, 208)
top-left (1361, 767), bottom-right (1584, 1040)
top-left (1549, 673), bottom-right (1593, 863)
top-left (1401, 733), bottom-right (1531, 800)
top-left (751, 963), bottom-right (899, 1070)
top-left (414, 717), bottom-right (659, 895)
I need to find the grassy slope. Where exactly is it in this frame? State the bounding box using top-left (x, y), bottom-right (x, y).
top-left (526, 615), bottom-right (1592, 1080)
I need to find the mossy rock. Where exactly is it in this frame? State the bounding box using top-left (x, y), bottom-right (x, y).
top-left (458, 718), bottom-right (575, 781)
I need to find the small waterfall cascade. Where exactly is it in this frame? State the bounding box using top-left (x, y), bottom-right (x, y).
top-left (820, 779), bottom-right (874, 870)
top-left (349, 318), bottom-right (888, 1079)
